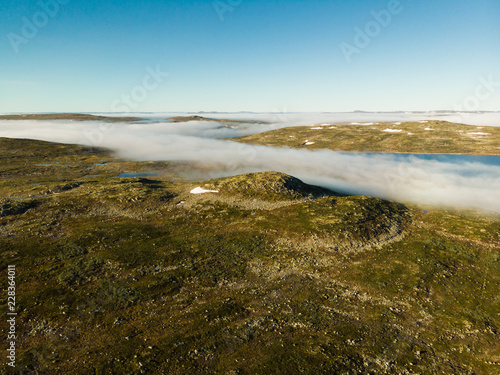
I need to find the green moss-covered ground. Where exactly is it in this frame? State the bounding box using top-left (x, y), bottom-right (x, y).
top-left (0, 137), bottom-right (499, 374)
top-left (235, 120), bottom-right (500, 155)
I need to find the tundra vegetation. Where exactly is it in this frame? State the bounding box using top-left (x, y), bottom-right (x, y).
top-left (235, 120), bottom-right (500, 155)
top-left (0, 117), bottom-right (499, 374)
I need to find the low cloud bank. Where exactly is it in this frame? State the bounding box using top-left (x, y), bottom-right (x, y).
top-left (0, 118), bottom-right (499, 212)
top-left (93, 111), bottom-right (500, 128)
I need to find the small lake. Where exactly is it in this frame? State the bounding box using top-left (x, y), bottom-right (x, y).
top-left (110, 173), bottom-right (161, 178)
top-left (11, 196), bottom-right (46, 200)
top-left (349, 153), bottom-right (500, 167)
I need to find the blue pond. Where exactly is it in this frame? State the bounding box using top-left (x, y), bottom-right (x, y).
top-left (12, 196), bottom-right (46, 200)
top-left (356, 153), bottom-right (500, 166)
top-left (110, 173), bottom-right (161, 178)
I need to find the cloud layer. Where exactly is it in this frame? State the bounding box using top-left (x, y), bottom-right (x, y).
top-left (0, 114), bottom-right (499, 212)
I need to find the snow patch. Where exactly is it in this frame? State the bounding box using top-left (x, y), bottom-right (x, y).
top-left (383, 129), bottom-right (403, 133)
top-left (190, 187), bottom-right (219, 194)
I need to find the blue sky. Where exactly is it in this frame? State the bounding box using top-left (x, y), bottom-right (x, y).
top-left (0, 0), bottom-right (499, 113)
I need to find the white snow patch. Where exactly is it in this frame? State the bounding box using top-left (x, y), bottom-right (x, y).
top-left (310, 127), bottom-right (323, 130)
top-left (303, 140), bottom-right (315, 145)
top-left (190, 187), bottom-right (219, 194)
top-left (383, 129), bottom-right (403, 133)
top-left (425, 128), bottom-right (435, 131)
top-left (419, 121), bottom-right (428, 123)
top-left (329, 126), bottom-right (337, 129)
top-left (408, 132), bottom-right (414, 135)
top-left (467, 132), bottom-right (492, 136)
top-left (393, 122), bottom-right (401, 125)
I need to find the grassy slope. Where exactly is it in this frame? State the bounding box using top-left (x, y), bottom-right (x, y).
top-left (0, 138), bottom-right (499, 374)
top-left (235, 121), bottom-right (500, 155)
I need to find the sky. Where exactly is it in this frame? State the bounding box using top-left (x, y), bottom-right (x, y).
top-left (0, 0), bottom-right (499, 113)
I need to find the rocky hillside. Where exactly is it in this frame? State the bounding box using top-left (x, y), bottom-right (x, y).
top-left (0, 138), bottom-right (499, 374)
top-left (235, 120), bottom-right (500, 155)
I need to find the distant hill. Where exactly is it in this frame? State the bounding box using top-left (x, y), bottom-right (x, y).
top-left (168, 115), bottom-right (269, 124)
top-left (202, 171), bottom-right (337, 201)
top-left (0, 113), bottom-right (141, 122)
top-left (235, 120), bottom-right (500, 155)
